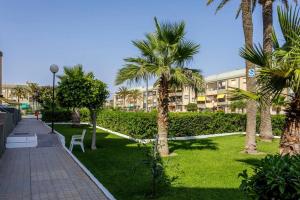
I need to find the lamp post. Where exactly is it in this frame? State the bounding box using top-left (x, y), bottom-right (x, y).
top-left (50, 64), bottom-right (59, 133)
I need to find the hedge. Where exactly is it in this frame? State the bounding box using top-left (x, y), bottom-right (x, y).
top-left (41, 109), bottom-right (72, 122)
top-left (43, 109), bottom-right (286, 138)
top-left (96, 110), bottom-right (285, 138)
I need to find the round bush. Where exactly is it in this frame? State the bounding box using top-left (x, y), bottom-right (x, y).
top-left (239, 154), bottom-right (300, 200)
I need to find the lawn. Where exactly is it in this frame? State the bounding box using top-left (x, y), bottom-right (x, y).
top-left (54, 124), bottom-right (279, 200)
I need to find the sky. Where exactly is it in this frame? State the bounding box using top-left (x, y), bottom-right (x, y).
top-left (0, 0), bottom-right (292, 94)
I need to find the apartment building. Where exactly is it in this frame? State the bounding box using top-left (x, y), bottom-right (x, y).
top-left (197, 68), bottom-right (246, 113)
top-left (112, 68), bottom-right (285, 113)
top-left (113, 85), bottom-right (196, 112)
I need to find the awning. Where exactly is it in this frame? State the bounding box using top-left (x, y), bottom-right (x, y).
top-left (197, 96), bottom-right (206, 102)
top-left (217, 94), bottom-right (225, 99)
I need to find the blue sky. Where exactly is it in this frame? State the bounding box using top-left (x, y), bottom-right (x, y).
top-left (0, 0), bottom-right (292, 93)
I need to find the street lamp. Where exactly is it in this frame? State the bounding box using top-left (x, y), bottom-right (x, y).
top-left (50, 64), bottom-right (59, 133)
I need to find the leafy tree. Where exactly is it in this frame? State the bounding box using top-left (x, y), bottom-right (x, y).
top-left (117, 86), bottom-right (130, 109)
top-left (81, 77), bottom-right (109, 150)
top-left (35, 86), bottom-right (54, 109)
top-left (230, 100), bottom-right (247, 113)
top-left (11, 85), bottom-right (28, 110)
top-left (57, 65), bottom-right (109, 150)
top-left (116, 18), bottom-right (203, 156)
top-left (186, 103), bottom-right (198, 112)
top-left (240, 6), bottom-right (300, 155)
top-left (57, 65), bottom-right (93, 126)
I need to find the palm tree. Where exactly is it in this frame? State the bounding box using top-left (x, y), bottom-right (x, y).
top-left (11, 85), bottom-right (28, 110)
top-left (207, 0), bottom-right (258, 153)
top-left (128, 89), bottom-right (142, 109)
top-left (116, 18), bottom-right (203, 156)
top-left (123, 58), bottom-right (152, 111)
top-left (241, 6), bottom-right (300, 155)
top-left (117, 86), bottom-right (130, 109)
top-left (272, 95), bottom-right (287, 114)
top-left (26, 82), bottom-right (39, 111)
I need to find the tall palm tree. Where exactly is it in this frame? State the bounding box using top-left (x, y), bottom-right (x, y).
top-left (116, 18), bottom-right (203, 156)
top-left (117, 86), bottom-right (130, 109)
top-left (241, 6), bottom-right (300, 155)
top-left (207, 0), bottom-right (258, 153)
top-left (11, 85), bottom-right (28, 110)
top-left (258, 0), bottom-right (297, 141)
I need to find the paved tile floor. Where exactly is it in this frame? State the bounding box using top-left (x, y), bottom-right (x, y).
top-left (0, 119), bottom-right (108, 200)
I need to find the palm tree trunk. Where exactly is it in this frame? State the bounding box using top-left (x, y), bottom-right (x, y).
top-left (260, 0), bottom-right (273, 141)
top-left (91, 109), bottom-right (97, 150)
top-left (280, 96), bottom-right (300, 155)
top-left (157, 75), bottom-right (169, 157)
top-left (242, 0), bottom-right (257, 154)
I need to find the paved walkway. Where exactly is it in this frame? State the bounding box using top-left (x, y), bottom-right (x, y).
top-left (0, 119), bottom-right (108, 200)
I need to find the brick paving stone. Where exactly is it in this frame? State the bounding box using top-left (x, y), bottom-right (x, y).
top-left (0, 119), bottom-right (109, 200)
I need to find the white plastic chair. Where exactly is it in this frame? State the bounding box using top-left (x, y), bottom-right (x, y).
top-left (69, 129), bottom-right (86, 152)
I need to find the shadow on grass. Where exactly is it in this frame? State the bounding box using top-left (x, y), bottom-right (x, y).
top-left (169, 139), bottom-right (218, 153)
top-left (235, 158), bottom-right (261, 168)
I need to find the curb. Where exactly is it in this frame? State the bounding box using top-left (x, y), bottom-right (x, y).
top-left (43, 122), bottom-right (116, 200)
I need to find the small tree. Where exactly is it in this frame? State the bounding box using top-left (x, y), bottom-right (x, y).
top-left (35, 86), bottom-right (53, 110)
top-left (186, 103), bottom-right (198, 112)
top-left (82, 78), bottom-right (109, 150)
top-left (57, 65), bottom-right (93, 126)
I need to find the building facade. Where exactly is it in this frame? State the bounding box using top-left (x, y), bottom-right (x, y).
top-left (112, 68), bottom-right (285, 113)
top-left (197, 68), bottom-right (246, 113)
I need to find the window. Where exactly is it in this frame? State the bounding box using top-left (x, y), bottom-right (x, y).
top-left (231, 79), bottom-right (236, 85)
top-left (184, 95), bottom-right (189, 99)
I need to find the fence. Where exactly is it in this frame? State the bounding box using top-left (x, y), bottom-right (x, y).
top-left (0, 108), bottom-right (21, 156)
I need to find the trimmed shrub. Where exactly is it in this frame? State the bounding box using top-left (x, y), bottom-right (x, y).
top-left (239, 154), bottom-right (300, 200)
top-left (41, 109), bottom-right (72, 122)
top-left (97, 110), bottom-right (285, 138)
top-left (97, 110), bottom-right (247, 138)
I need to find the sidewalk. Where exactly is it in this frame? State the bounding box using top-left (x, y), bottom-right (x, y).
top-left (0, 118), bottom-right (109, 200)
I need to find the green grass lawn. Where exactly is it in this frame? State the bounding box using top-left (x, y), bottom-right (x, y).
top-left (54, 124), bottom-right (279, 200)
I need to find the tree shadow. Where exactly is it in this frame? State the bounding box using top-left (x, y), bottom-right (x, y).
top-left (235, 158), bottom-right (261, 168)
top-left (169, 139), bottom-right (218, 153)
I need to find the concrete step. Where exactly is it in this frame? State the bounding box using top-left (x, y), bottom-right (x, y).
top-left (6, 133), bottom-right (37, 148)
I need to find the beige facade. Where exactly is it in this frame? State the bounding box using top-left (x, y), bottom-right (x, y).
top-left (2, 84), bottom-right (30, 104)
top-left (112, 68), bottom-right (286, 114)
top-left (113, 86), bottom-right (197, 112)
top-left (197, 69), bottom-right (247, 113)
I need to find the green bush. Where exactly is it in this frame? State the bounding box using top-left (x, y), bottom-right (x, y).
top-left (186, 103), bottom-right (198, 112)
top-left (41, 109), bottom-right (72, 122)
top-left (97, 110), bottom-right (247, 138)
top-left (79, 108), bottom-right (90, 122)
top-left (96, 110), bottom-right (285, 138)
top-left (239, 154), bottom-right (300, 200)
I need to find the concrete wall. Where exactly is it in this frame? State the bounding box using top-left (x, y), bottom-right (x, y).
top-left (0, 108), bottom-right (21, 157)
